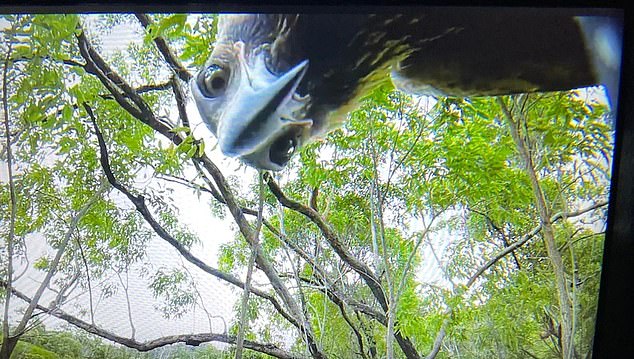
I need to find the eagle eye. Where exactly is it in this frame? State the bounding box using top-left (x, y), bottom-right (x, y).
top-left (198, 64), bottom-right (229, 98)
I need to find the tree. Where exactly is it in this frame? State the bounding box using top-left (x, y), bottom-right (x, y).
top-left (1, 13), bottom-right (611, 359)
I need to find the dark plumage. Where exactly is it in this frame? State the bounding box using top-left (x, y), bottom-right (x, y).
top-left (191, 11), bottom-right (622, 170)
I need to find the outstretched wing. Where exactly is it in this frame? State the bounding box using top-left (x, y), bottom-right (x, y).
top-left (391, 10), bottom-right (598, 97)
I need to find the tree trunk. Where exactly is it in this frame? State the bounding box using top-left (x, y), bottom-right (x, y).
top-left (498, 97), bottom-right (574, 359)
top-left (1, 336), bottom-right (19, 359)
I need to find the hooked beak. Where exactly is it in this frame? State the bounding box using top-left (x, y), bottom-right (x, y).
top-left (217, 53), bottom-right (311, 165)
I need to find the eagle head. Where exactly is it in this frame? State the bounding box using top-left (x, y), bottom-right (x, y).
top-left (191, 15), bottom-right (313, 171)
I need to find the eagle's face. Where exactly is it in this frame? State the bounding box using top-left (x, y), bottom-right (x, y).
top-left (191, 39), bottom-right (312, 170)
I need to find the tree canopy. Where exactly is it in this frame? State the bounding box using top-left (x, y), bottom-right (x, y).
top-left (1, 13), bottom-right (612, 359)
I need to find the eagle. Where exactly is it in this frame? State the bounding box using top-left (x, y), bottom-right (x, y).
top-left (191, 10), bottom-right (622, 170)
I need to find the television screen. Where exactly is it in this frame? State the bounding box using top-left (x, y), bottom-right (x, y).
top-left (0, 6), bottom-right (629, 359)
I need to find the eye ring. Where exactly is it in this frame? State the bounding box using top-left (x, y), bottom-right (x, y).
top-left (198, 64), bottom-right (229, 98)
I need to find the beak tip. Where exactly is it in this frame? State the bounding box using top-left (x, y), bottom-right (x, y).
top-left (217, 136), bottom-right (240, 158)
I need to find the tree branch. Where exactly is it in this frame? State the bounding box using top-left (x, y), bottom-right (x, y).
top-left (267, 218), bottom-right (388, 323)
top-left (264, 173), bottom-right (386, 309)
top-left (191, 159), bottom-right (326, 358)
top-left (10, 55), bottom-right (87, 70)
top-left (99, 82), bottom-right (173, 100)
top-left (76, 25), bottom-right (181, 145)
top-left (425, 317), bottom-right (449, 359)
top-left (296, 274), bottom-right (370, 359)
top-left (11, 183), bottom-right (103, 341)
top-left (466, 199), bottom-right (608, 287)
top-left (134, 14), bottom-right (192, 82)
top-left (469, 207), bottom-right (521, 269)
top-left (236, 173), bottom-right (266, 358)
top-left (264, 173), bottom-right (421, 359)
top-left (73, 234), bottom-right (95, 325)
top-left (76, 26), bottom-right (324, 357)
top-left (84, 104), bottom-right (299, 330)
top-left (427, 198), bottom-right (608, 359)
top-left (170, 75), bottom-right (190, 128)
top-left (0, 281), bottom-right (306, 359)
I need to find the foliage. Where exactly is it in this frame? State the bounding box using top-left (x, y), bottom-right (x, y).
top-left (1, 13), bottom-right (612, 359)
top-left (3, 325), bottom-right (150, 359)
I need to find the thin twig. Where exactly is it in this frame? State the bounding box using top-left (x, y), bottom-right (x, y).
top-left (1, 22), bottom-right (16, 356)
top-left (235, 172), bottom-right (265, 358)
top-left (73, 233), bottom-right (95, 325)
top-left (116, 270), bottom-right (136, 340)
top-left (467, 202), bottom-right (608, 288)
top-left (11, 182), bottom-right (104, 339)
top-left (134, 14), bottom-right (192, 82)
